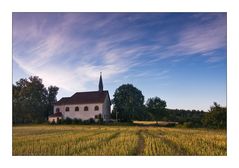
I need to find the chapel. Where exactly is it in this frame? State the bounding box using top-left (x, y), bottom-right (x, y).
top-left (48, 73), bottom-right (111, 123)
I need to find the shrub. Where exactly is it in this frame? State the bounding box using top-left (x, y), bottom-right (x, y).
top-left (95, 114), bottom-right (103, 123)
top-left (72, 118), bottom-right (82, 124)
top-left (57, 118), bottom-right (62, 124)
top-left (63, 117), bottom-right (73, 124)
top-left (202, 102), bottom-right (226, 129)
top-left (83, 118), bottom-right (95, 124)
top-left (89, 118), bottom-right (95, 124)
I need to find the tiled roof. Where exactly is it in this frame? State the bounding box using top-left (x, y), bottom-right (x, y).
top-left (54, 91), bottom-right (110, 105)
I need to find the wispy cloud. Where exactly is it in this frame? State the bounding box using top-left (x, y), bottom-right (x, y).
top-left (13, 13), bottom-right (226, 95)
top-left (157, 14), bottom-right (226, 60)
top-left (13, 13), bottom-right (140, 92)
top-left (206, 56), bottom-right (225, 63)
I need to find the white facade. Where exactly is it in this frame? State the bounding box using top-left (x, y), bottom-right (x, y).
top-left (102, 94), bottom-right (111, 120)
top-left (48, 116), bottom-right (62, 123)
top-left (53, 96), bottom-right (110, 121)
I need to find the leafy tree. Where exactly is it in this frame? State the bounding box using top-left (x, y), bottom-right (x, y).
top-left (202, 102), bottom-right (226, 129)
top-left (13, 81), bottom-right (26, 123)
top-left (145, 97), bottom-right (166, 123)
top-left (165, 108), bottom-right (205, 127)
top-left (112, 84), bottom-right (144, 122)
top-left (46, 86), bottom-right (59, 119)
top-left (13, 76), bottom-right (59, 124)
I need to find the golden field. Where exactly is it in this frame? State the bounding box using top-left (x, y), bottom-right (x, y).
top-left (12, 125), bottom-right (226, 156)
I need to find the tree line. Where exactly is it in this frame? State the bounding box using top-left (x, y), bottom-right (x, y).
top-left (111, 84), bottom-right (226, 129)
top-left (12, 76), bottom-right (226, 128)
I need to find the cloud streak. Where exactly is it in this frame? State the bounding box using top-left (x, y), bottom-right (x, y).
top-left (13, 13), bottom-right (226, 96)
top-left (155, 14), bottom-right (226, 61)
top-left (13, 13), bottom-right (140, 92)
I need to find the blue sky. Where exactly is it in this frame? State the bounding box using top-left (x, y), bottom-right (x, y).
top-left (13, 13), bottom-right (226, 111)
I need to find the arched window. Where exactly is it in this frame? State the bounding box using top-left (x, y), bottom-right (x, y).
top-left (56, 108), bottom-right (60, 113)
top-left (84, 106), bottom-right (88, 111)
top-left (65, 107), bottom-right (69, 112)
top-left (94, 105), bottom-right (99, 111)
top-left (75, 106), bottom-right (79, 111)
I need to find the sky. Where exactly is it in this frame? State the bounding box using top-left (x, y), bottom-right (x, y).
top-left (12, 13), bottom-right (227, 111)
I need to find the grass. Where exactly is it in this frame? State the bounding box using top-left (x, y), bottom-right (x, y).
top-left (12, 125), bottom-right (226, 156)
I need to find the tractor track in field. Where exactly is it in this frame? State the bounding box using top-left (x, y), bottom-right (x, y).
top-left (145, 130), bottom-right (188, 155)
top-left (74, 131), bottom-right (121, 155)
top-left (135, 129), bottom-right (145, 155)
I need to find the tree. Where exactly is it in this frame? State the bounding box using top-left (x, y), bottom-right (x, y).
top-left (46, 86), bottom-right (59, 120)
top-left (13, 82), bottom-right (25, 123)
top-left (112, 84), bottom-right (144, 122)
top-left (13, 76), bottom-right (59, 124)
top-left (202, 102), bottom-right (226, 129)
top-left (145, 97), bottom-right (167, 123)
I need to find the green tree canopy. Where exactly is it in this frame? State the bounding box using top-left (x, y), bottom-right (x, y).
top-left (46, 86), bottom-right (59, 118)
top-left (112, 84), bottom-right (144, 121)
top-left (145, 97), bottom-right (167, 122)
top-left (13, 76), bottom-right (59, 124)
top-left (202, 102), bottom-right (226, 129)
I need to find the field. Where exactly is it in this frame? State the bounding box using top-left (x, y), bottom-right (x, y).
top-left (13, 125), bottom-right (226, 156)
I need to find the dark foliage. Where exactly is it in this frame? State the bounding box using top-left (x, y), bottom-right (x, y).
top-left (95, 114), bottom-right (103, 123)
top-left (83, 118), bottom-right (96, 124)
top-left (145, 97), bottom-right (167, 123)
top-left (112, 84), bottom-right (145, 121)
top-left (202, 102), bottom-right (227, 129)
top-left (45, 86), bottom-right (59, 119)
top-left (13, 76), bottom-right (59, 124)
top-left (111, 84), bottom-right (226, 129)
top-left (164, 109), bottom-right (205, 127)
top-left (63, 118), bottom-right (73, 124)
top-left (72, 118), bottom-right (82, 124)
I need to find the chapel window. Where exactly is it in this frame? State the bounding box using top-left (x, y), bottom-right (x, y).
top-left (94, 106), bottom-right (99, 111)
top-left (84, 106), bottom-right (88, 111)
top-left (75, 106), bottom-right (79, 111)
top-left (65, 107), bottom-right (70, 112)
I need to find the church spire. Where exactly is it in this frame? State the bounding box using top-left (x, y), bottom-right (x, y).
top-left (98, 72), bottom-right (103, 92)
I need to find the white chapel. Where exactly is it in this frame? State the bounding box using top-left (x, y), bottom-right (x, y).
top-left (48, 73), bottom-right (111, 123)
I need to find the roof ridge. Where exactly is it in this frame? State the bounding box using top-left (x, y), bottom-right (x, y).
top-left (55, 90), bottom-right (109, 105)
top-left (74, 90), bottom-right (108, 93)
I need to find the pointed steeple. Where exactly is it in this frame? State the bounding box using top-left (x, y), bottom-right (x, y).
top-left (98, 72), bottom-right (103, 92)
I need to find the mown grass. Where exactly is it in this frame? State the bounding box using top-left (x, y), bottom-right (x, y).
top-left (13, 125), bottom-right (226, 156)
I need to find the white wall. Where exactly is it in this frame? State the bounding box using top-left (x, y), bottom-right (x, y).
top-left (48, 116), bottom-right (62, 123)
top-left (54, 103), bottom-right (103, 120)
top-left (102, 95), bottom-right (111, 121)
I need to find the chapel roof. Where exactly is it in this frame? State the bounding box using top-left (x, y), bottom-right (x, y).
top-left (49, 112), bottom-right (63, 117)
top-left (54, 90), bottom-right (110, 105)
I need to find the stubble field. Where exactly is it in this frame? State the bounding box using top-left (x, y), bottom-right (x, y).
top-left (13, 125), bottom-right (226, 156)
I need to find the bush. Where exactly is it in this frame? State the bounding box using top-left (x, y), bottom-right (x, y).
top-left (183, 122), bottom-right (193, 128)
top-left (202, 102), bottom-right (226, 129)
top-left (89, 118), bottom-right (95, 124)
top-left (57, 118), bottom-right (62, 124)
top-left (72, 118), bottom-right (82, 124)
top-left (83, 118), bottom-right (95, 124)
top-left (95, 114), bottom-right (103, 123)
top-left (63, 118), bottom-right (73, 124)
